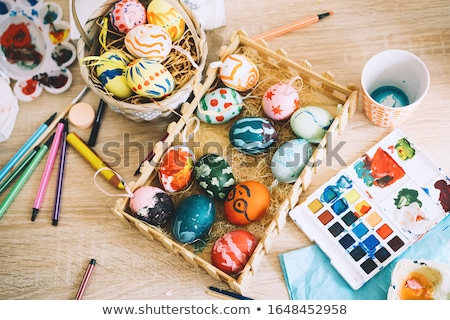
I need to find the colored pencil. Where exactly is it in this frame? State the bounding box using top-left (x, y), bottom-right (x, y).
top-left (208, 286), bottom-right (254, 300)
top-left (87, 99), bottom-right (106, 147)
top-left (31, 119), bottom-right (65, 221)
top-left (252, 11), bottom-right (334, 41)
top-left (52, 119), bottom-right (68, 226)
top-left (0, 135), bottom-right (54, 219)
top-left (66, 132), bottom-right (124, 189)
top-left (0, 113), bottom-right (56, 183)
top-left (0, 145), bottom-right (39, 195)
top-left (75, 259), bottom-right (96, 300)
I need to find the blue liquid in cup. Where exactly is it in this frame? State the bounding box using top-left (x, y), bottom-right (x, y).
top-left (370, 86), bottom-right (409, 108)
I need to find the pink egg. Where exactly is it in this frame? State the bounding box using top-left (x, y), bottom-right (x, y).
top-left (129, 186), bottom-right (174, 225)
top-left (262, 83), bottom-right (300, 120)
top-left (211, 230), bottom-right (257, 275)
top-left (110, 0), bottom-right (147, 34)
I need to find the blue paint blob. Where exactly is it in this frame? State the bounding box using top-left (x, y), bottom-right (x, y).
top-left (320, 186), bottom-right (338, 203)
top-left (331, 198), bottom-right (349, 215)
top-left (370, 85), bottom-right (409, 107)
top-left (0, 1), bottom-right (9, 15)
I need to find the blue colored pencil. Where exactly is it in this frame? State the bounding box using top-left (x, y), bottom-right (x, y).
top-left (0, 113), bottom-right (56, 183)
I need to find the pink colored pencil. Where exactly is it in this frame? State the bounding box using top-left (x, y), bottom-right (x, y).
top-left (252, 11), bottom-right (334, 41)
top-left (31, 119), bottom-right (65, 221)
top-left (75, 259), bottom-right (96, 300)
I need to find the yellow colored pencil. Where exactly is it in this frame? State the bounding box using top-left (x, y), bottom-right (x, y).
top-left (66, 132), bottom-right (124, 189)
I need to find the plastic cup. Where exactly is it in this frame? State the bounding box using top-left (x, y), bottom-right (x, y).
top-left (361, 49), bottom-right (430, 128)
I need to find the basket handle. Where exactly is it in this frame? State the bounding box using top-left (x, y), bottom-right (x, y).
top-left (71, 0), bottom-right (93, 50)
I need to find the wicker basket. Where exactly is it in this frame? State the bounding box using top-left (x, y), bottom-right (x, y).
top-left (75, 0), bottom-right (208, 121)
top-left (111, 30), bottom-right (359, 294)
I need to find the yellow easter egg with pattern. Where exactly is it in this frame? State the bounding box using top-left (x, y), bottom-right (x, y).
top-left (147, 0), bottom-right (185, 42)
top-left (95, 50), bottom-right (133, 99)
top-left (125, 58), bottom-right (175, 98)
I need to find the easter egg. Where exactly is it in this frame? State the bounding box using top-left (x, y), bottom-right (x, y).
top-left (262, 83), bottom-right (300, 120)
top-left (129, 186), bottom-right (174, 226)
top-left (124, 24), bottom-right (172, 60)
top-left (147, 0), bottom-right (185, 42)
top-left (290, 106), bottom-right (334, 143)
top-left (196, 87), bottom-right (243, 124)
top-left (219, 54), bottom-right (259, 92)
top-left (171, 194), bottom-right (216, 243)
top-left (211, 230), bottom-right (257, 275)
top-left (229, 117), bottom-right (278, 154)
top-left (194, 154), bottom-right (235, 200)
top-left (224, 181), bottom-right (270, 225)
top-left (271, 138), bottom-right (312, 183)
top-left (95, 50), bottom-right (133, 99)
top-left (159, 145), bottom-right (195, 193)
top-left (125, 58), bottom-right (175, 98)
top-left (110, 0), bottom-right (147, 34)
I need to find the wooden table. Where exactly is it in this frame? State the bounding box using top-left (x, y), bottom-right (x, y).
top-left (1, 0), bottom-right (449, 300)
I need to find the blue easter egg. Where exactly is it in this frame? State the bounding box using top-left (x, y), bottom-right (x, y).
top-left (271, 138), bottom-right (312, 183)
top-left (171, 194), bottom-right (216, 243)
top-left (229, 117), bottom-right (278, 154)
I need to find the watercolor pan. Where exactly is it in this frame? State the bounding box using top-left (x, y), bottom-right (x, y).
top-left (289, 129), bottom-right (450, 290)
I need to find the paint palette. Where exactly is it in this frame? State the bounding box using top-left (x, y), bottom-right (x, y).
top-left (0, 0), bottom-right (76, 101)
top-left (289, 129), bottom-right (450, 290)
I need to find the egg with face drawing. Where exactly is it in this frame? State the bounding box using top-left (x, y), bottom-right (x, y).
top-left (223, 181), bottom-right (270, 225)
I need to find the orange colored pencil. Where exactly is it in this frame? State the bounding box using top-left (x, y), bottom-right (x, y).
top-left (252, 11), bottom-right (334, 41)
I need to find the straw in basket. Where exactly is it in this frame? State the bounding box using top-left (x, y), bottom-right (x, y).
top-left (74, 0), bottom-right (208, 121)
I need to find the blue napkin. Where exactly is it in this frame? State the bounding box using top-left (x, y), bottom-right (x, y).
top-left (279, 214), bottom-right (450, 300)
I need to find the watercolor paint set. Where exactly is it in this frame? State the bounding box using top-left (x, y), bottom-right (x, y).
top-left (289, 129), bottom-right (450, 290)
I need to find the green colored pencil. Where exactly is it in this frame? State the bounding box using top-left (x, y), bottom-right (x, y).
top-left (0, 134), bottom-right (54, 219)
top-left (0, 146), bottom-right (40, 195)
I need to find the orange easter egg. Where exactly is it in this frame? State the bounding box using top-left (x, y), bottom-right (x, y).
top-left (219, 54), bottom-right (259, 92)
top-left (223, 181), bottom-right (270, 225)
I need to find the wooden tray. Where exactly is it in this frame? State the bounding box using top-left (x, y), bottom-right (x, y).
top-left (111, 30), bottom-right (359, 294)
